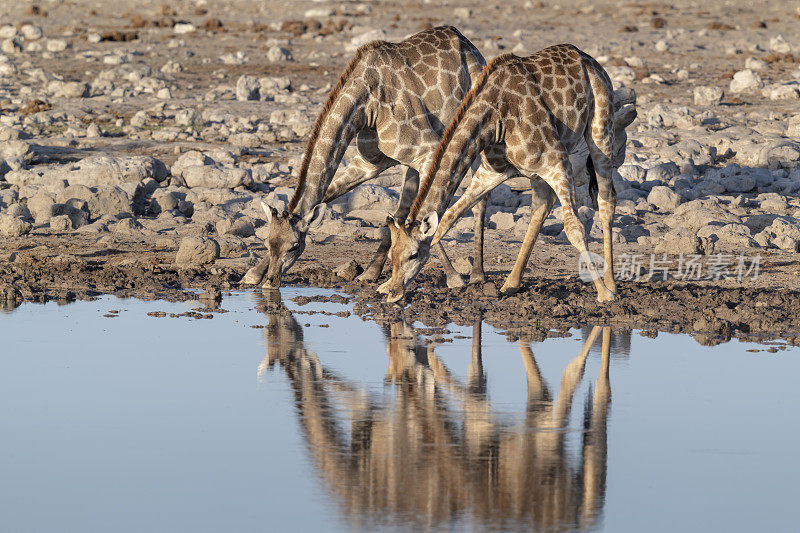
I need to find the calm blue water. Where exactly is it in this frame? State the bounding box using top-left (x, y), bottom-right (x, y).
top-left (1, 289), bottom-right (797, 533)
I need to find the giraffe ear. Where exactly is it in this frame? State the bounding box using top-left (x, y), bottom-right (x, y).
top-left (386, 215), bottom-right (403, 230)
top-left (261, 201), bottom-right (281, 225)
top-left (418, 212), bottom-right (438, 239)
top-left (297, 203), bottom-right (326, 232)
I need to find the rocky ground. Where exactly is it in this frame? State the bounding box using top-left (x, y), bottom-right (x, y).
top-left (1, 0), bottom-right (800, 343)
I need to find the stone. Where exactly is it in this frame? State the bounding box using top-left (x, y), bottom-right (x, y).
top-left (57, 185), bottom-right (133, 219)
top-left (759, 217), bottom-right (800, 251)
top-left (693, 85), bottom-right (724, 106)
top-left (697, 223), bottom-right (758, 251)
top-left (665, 200), bottom-right (742, 231)
top-left (174, 108), bottom-right (201, 126)
top-left (0, 215), bottom-right (31, 237)
top-left (335, 259), bottom-right (363, 281)
top-left (729, 69), bottom-right (763, 93)
top-left (216, 217), bottom-right (255, 237)
top-left (236, 75), bottom-right (260, 101)
top-left (647, 186), bottom-right (682, 211)
top-left (346, 185), bottom-right (398, 211)
top-left (5, 202), bottom-right (31, 221)
top-left (654, 228), bottom-right (702, 255)
top-left (59, 154), bottom-right (168, 186)
top-left (49, 214), bottom-right (71, 232)
top-left (267, 46), bottom-right (292, 62)
top-left (745, 57), bottom-right (767, 70)
top-left (173, 23), bottom-right (196, 34)
top-left (47, 80), bottom-right (89, 98)
top-left (175, 236), bottom-right (220, 265)
top-left (646, 162), bottom-right (680, 181)
top-left (19, 24), bottom-right (43, 40)
top-left (788, 115), bottom-right (800, 138)
top-left (489, 183), bottom-right (521, 208)
top-left (769, 35), bottom-right (793, 54)
top-left (489, 211), bottom-right (516, 231)
top-left (46, 39), bottom-right (68, 52)
top-left (182, 166), bottom-right (253, 189)
top-left (762, 82), bottom-right (800, 101)
top-left (27, 193), bottom-right (57, 224)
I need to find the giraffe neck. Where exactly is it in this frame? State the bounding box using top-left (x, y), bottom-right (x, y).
top-left (292, 92), bottom-right (369, 215)
top-left (417, 108), bottom-right (499, 221)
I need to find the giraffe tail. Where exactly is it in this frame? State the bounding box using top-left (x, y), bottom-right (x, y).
top-left (587, 155), bottom-right (599, 210)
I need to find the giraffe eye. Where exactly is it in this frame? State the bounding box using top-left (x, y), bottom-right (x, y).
top-left (408, 252), bottom-right (418, 260)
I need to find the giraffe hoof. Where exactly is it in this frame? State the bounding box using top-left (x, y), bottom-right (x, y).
top-left (596, 290), bottom-right (617, 303)
top-left (356, 269), bottom-right (381, 283)
top-left (240, 266), bottom-right (266, 286)
top-left (469, 273), bottom-right (485, 285)
top-left (446, 274), bottom-right (466, 289)
top-left (376, 279), bottom-right (391, 294)
top-left (500, 283), bottom-right (521, 296)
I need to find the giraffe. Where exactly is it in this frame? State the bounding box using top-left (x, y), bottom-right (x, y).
top-left (381, 45), bottom-right (637, 304)
top-left (256, 289), bottom-right (616, 530)
top-left (241, 26), bottom-right (489, 290)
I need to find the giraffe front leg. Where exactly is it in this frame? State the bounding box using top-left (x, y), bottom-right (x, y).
top-left (436, 242), bottom-right (466, 288)
top-left (359, 164), bottom-right (414, 282)
top-left (469, 198), bottom-right (487, 284)
top-left (548, 167), bottom-right (615, 303)
top-left (594, 164), bottom-right (617, 297)
top-left (500, 179), bottom-right (555, 295)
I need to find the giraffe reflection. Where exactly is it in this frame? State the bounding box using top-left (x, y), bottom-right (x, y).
top-left (258, 290), bottom-right (617, 531)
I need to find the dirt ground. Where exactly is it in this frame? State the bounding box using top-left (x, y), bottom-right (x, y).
top-left (2, 0), bottom-right (800, 344)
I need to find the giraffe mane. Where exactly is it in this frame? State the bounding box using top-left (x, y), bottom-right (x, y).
top-left (288, 41), bottom-right (383, 213)
top-left (408, 52), bottom-right (515, 221)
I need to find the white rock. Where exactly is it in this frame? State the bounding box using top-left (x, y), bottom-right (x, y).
top-left (182, 166), bottom-right (253, 189)
top-left (305, 8), bottom-right (334, 17)
top-left (788, 115), bottom-right (800, 137)
top-left (173, 23), bottom-right (196, 35)
top-left (769, 35), bottom-right (793, 54)
top-left (47, 80), bottom-right (89, 98)
top-left (175, 236), bottom-right (219, 265)
top-left (745, 56), bottom-right (767, 70)
top-left (762, 82), bottom-right (800, 101)
top-left (175, 108), bottom-right (201, 126)
top-left (46, 39), bottom-right (69, 52)
top-left (0, 214), bottom-right (32, 237)
top-left (489, 211), bottom-right (515, 231)
top-left (693, 85), bottom-right (724, 106)
top-left (236, 75), bottom-right (260, 101)
top-left (267, 46), bottom-right (292, 62)
top-left (350, 29), bottom-right (387, 49)
top-left (647, 186), bottom-right (682, 211)
top-left (605, 66), bottom-right (636, 85)
top-left (729, 69), bottom-right (764, 93)
top-left (0, 25), bottom-right (16, 39)
top-left (655, 39), bottom-right (669, 52)
top-left (19, 24), bottom-right (43, 41)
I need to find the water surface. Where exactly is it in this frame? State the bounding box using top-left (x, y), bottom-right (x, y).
top-left (1, 289), bottom-right (797, 532)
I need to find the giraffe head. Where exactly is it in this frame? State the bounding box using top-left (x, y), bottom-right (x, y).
top-left (611, 87), bottom-right (638, 167)
top-left (259, 201), bottom-right (326, 288)
top-left (379, 212), bottom-right (439, 303)
top-left (611, 104), bottom-right (637, 167)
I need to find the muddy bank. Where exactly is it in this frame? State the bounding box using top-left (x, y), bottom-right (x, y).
top-left (5, 242), bottom-right (799, 346)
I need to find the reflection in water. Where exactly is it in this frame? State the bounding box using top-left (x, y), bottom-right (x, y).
top-left (257, 290), bottom-right (620, 532)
